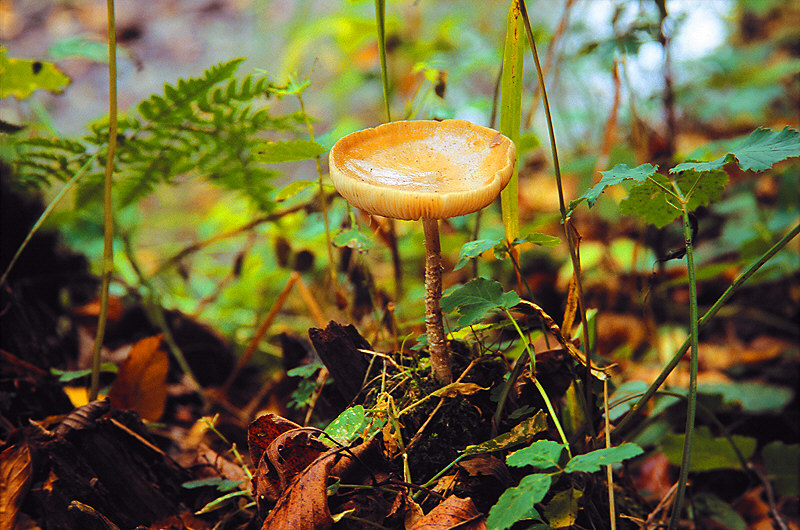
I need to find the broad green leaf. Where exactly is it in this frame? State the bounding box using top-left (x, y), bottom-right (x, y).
top-left (274, 179), bottom-right (316, 202)
top-left (762, 441), bottom-right (799, 497)
top-left (697, 381), bottom-right (793, 414)
top-left (564, 443), bottom-right (644, 474)
top-left (454, 238), bottom-right (501, 271)
top-left (462, 410), bottom-right (548, 456)
top-left (694, 493), bottom-right (746, 530)
top-left (619, 169), bottom-right (728, 228)
top-left (440, 278), bottom-right (521, 329)
top-left (286, 364), bottom-right (321, 378)
top-left (672, 127), bottom-right (800, 173)
top-left (332, 226), bottom-right (374, 251)
top-left (0, 47), bottom-right (71, 99)
top-left (255, 139), bottom-right (325, 163)
top-left (543, 486), bottom-right (583, 528)
top-left (575, 163), bottom-right (658, 209)
top-left (661, 426), bottom-right (755, 472)
top-left (486, 473), bottom-right (549, 530)
top-left (324, 405), bottom-right (373, 445)
top-left (507, 440), bottom-right (566, 470)
top-left (499, 0), bottom-right (524, 243)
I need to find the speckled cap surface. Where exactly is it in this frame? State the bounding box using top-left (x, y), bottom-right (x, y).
top-left (329, 120), bottom-right (516, 220)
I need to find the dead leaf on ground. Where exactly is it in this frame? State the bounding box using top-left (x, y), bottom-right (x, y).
top-left (248, 413), bottom-right (302, 467)
top-left (108, 335), bottom-right (168, 422)
top-left (408, 495), bottom-right (485, 530)
top-left (432, 382), bottom-right (488, 399)
top-left (0, 442), bottom-right (33, 530)
top-left (257, 429), bottom-right (329, 504)
top-left (260, 449), bottom-right (338, 530)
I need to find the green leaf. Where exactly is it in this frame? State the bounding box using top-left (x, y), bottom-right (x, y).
top-left (0, 47), bottom-right (71, 99)
top-left (286, 364), bottom-right (321, 378)
top-left (672, 127), bottom-right (800, 173)
top-left (512, 233), bottom-right (561, 248)
top-left (51, 363), bottom-right (117, 383)
top-left (697, 381), bottom-right (793, 414)
top-left (661, 426), bottom-right (755, 472)
top-left (564, 443), bottom-right (643, 474)
top-left (577, 163), bottom-right (658, 209)
top-left (48, 34), bottom-right (109, 62)
top-left (195, 490), bottom-right (250, 514)
top-left (762, 441), bottom-right (799, 497)
top-left (274, 179), bottom-right (317, 202)
top-left (507, 440), bottom-right (566, 470)
top-left (454, 238), bottom-right (502, 271)
top-left (324, 405), bottom-right (377, 445)
top-left (462, 410), bottom-right (548, 456)
top-left (182, 477), bottom-right (243, 492)
top-left (440, 278), bottom-right (521, 329)
top-left (619, 170), bottom-right (728, 228)
top-left (255, 139), bottom-right (325, 163)
top-left (543, 486), bottom-right (583, 528)
top-left (332, 226), bottom-right (374, 251)
top-left (694, 493), bottom-right (746, 530)
top-left (486, 473), bottom-right (549, 530)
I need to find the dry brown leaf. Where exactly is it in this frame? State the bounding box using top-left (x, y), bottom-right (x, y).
top-left (0, 442), bottom-right (32, 530)
top-left (260, 450), bottom-right (337, 530)
top-left (108, 335), bottom-right (168, 422)
top-left (408, 495), bottom-right (485, 530)
top-left (432, 382), bottom-right (488, 399)
top-left (257, 429), bottom-right (328, 504)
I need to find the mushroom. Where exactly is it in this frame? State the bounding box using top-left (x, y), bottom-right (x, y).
top-left (329, 119), bottom-right (516, 384)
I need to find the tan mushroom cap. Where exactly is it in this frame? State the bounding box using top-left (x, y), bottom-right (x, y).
top-left (329, 120), bottom-right (516, 221)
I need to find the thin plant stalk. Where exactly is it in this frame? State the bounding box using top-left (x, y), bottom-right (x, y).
top-left (604, 378), bottom-right (616, 530)
top-left (613, 222), bottom-right (800, 435)
top-left (0, 153), bottom-right (98, 288)
top-left (520, 0), bottom-right (595, 432)
top-left (668, 190), bottom-right (701, 530)
top-left (504, 308), bottom-right (572, 458)
top-left (297, 93), bottom-right (338, 291)
top-left (374, 0), bottom-right (391, 122)
top-left (89, 0), bottom-right (118, 402)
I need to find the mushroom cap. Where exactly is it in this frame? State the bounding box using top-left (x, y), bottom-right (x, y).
top-left (328, 119), bottom-right (516, 221)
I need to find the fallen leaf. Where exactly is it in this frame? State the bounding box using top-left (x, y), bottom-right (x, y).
top-left (108, 335), bottom-right (168, 422)
top-left (408, 495), bottom-right (485, 530)
top-left (260, 450), bottom-right (337, 530)
top-left (257, 429), bottom-right (328, 504)
top-left (248, 414), bottom-right (302, 468)
top-left (432, 382), bottom-right (489, 399)
top-left (0, 442), bottom-right (32, 530)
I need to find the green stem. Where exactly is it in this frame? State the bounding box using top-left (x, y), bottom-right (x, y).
top-left (374, 0), bottom-right (391, 122)
top-left (0, 153), bottom-right (98, 288)
top-left (613, 222), bottom-right (800, 435)
top-left (505, 308), bottom-right (572, 458)
top-left (668, 195), bottom-right (700, 530)
top-left (521, 0), bottom-right (595, 434)
top-left (297, 93), bottom-right (337, 290)
top-left (90, 0), bottom-right (118, 402)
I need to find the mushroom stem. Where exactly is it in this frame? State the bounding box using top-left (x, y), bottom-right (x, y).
top-left (422, 217), bottom-right (452, 384)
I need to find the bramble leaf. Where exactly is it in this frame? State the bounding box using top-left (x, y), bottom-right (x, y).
top-left (486, 473), bottom-right (549, 530)
top-left (672, 126), bottom-right (800, 173)
top-left (564, 443), bottom-right (643, 473)
top-left (440, 278), bottom-right (520, 329)
top-left (573, 163), bottom-right (658, 210)
top-left (507, 440), bottom-right (566, 470)
top-left (255, 139), bottom-right (326, 163)
top-left (332, 226), bottom-right (373, 251)
top-left (620, 169), bottom-right (728, 228)
top-left (454, 239), bottom-right (500, 271)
